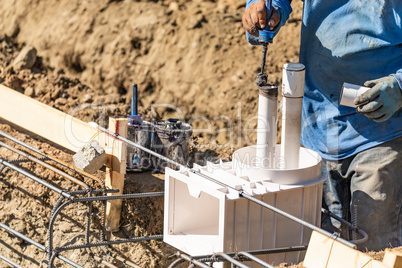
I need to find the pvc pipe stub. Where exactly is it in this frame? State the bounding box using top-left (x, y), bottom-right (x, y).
top-left (282, 63), bottom-right (306, 98)
top-left (340, 83), bottom-right (370, 108)
top-left (259, 84), bottom-right (278, 98)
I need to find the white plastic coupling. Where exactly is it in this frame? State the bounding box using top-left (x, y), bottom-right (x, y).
top-left (339, 83), bottom-right (370, 107)
top-left (282, 63), bottom-right (306, 98)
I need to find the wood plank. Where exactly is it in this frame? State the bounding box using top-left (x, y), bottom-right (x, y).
top-left (383, 249), bottom-right (402, 268)
top-left (303, 231), bottom-right (388, 268)
top-left (0, 84), bottom-right (130, 232)
top-left (105, 117), bottom-right (128, 232)
top-left (0, 84), bottom-right (98, 152)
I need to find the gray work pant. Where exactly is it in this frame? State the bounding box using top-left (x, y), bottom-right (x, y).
top-left (322, 136), bottom-right (402, 251)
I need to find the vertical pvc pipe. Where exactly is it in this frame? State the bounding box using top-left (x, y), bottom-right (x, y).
top-left (281, 63), bottom-right (305, 169)
top-left (256, 85), bottom-right (278, 168)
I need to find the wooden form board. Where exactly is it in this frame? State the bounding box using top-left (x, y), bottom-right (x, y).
top-left (0, 84), bottom-right (128, 232)
top-left (105, 118), bottom-right (128, 232)
top-left (0, 84), bottom-right (98, 152)
top-left (303, 231), bottom-right (400, 268)
top-left (383, 249), bottom-right (402, 268)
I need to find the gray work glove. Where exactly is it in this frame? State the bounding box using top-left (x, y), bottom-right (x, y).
top-left (354, 76), bottom-right (402, 122)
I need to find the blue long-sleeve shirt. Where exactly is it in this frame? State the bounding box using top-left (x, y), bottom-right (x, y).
top-left (246, 0), bottom-right (402, 160)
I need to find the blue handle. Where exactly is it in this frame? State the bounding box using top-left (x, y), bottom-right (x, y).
top-left (131, 84), bottom-right (138, 116)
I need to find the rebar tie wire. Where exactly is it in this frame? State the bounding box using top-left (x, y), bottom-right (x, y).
top-left (0, 131), bottom-right (151, 267)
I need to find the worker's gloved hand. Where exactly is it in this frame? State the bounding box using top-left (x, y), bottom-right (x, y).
top-left (242, 0), bottom-right (280, 37)
top-left (354, 76), bottom-right (402, 122)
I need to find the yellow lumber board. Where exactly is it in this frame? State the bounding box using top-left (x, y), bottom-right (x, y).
top-left (105, 117), bottom-right (128, 232)
top-left (383, 249), bottom-right (402, 268)
top-left (0, 84), bottom-right (98, 152)
top-left (303, 231), bottom-right (388, 268)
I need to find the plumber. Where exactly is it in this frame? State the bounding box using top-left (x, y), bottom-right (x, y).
top-left (243, 0), bottom-right (402, 250)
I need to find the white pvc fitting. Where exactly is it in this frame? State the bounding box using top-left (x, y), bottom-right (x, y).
top-left (281, 63), bottom-right (305, 169)
top-left (256, 93), bottom-right (277, 166)
top-left (282, 63), bottom-right (305, 98)
top-left (340, 82), bottom-right (370, 107)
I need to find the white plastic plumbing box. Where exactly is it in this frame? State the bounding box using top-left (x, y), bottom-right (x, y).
top-left (164, 148), bottom-right (326, 267)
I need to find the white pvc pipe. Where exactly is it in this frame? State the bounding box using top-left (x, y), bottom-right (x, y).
top-left (281, 63), bottom-right (305, 169)
top-left (256, 93), bottom-right (277, 168)
top-left (340, 82), bottom-right (370, 107)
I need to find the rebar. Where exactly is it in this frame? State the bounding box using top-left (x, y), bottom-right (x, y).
top-left (74, 191), bottom-right (165, 202)
top-left (0, 253), bottom-right (23, 268)
top-left (9, 157), bottom-right (47, 164)
top-left (0, 158), bottom-right (73, 200)
top-left (175, 253), bottom-right (211, 268)
top-left (167, 257), bottom-right (186, 268)
top-left (352, 204), bottom-right (358, 241)
top-left (214, 253), bottom-right (249, 268)
top-left (56, 235), bottom-right (164, 251)
top-left (321, 208), bottom-right (368, 244)
top-left (0, 141), bottom-right (90, 190)
top-left (0, 132), bottom-right (162, 268)
top-left (0, 137), bottom-right (118, 267)
top-left (48, 199), bottom-right (74, 266)
top-left (0, 130), bottom-right (106, 192)
top-left (191, 245), bottom-right (308, 262)
top-left (237, 251), bottom-right (274, 268)
top-left (83, 192), bottom-right (118, 268)
top-left (0, 221), bottom-right (82, 268)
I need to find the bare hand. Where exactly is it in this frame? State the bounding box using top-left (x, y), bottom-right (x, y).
top-left (242, 0), bottom-right (281, 37)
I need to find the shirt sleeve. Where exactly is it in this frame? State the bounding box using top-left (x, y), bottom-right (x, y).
top-left (391, 69), bottom-right (402, 91)
top-left (245, 0), bottom-right (293, 45)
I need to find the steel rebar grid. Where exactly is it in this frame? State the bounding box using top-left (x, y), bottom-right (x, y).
top-left (0, 158), bottom-right (74, 200)
top-left (47, 191), bottom-right (163, 267)
top-left (0, 141), bottom-right (90, 191)
top-left (0, 133), bottom-right (139, 267)
top-left (0, 141), bottom-right (102, 267)
top-left (0, 131), bottom-right (166, 268)
top-left (0, 138), bottom-right (117, 267)
top-left (0, 221), bottom-right (82, 268)
top-left (0, 129), bottom-right (159, 267)
top-left (47, 195), bottom-right (119, 268)
top-left (91, 122), bottom-right (357, 249)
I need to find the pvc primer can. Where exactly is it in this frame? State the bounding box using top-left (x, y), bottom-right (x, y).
top-left (126, 115), bottom-right (153, 172)
top-left (126, 118), bottom-right (192, 172)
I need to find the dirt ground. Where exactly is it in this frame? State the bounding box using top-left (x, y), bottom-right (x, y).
top-left (0, 0), bottom-right (401, 267)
